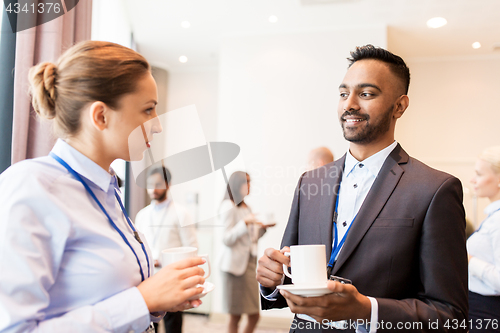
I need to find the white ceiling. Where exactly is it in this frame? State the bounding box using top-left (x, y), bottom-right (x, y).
top-left (126, 0), bottom-right (500, 70)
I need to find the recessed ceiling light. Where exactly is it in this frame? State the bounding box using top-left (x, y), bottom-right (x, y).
top-left (181, 21), bottom-right (190, 29)
top-left (268, 15), bottom-right (278, 23)
top-left (426, 17), bottom-right (447, 29)
top-left (472, 42), bottom-right (481, 49)
top-left (179, 56), bottom-right (188, 63)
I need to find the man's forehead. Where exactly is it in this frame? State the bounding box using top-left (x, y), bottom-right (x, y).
top-left (147, 173), bottom-right (164, 182)
top-left (340, 59), bottom-right (395, 90)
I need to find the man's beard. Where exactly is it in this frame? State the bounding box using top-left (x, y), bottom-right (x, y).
top-left (154, 190), bottom-right (167, 202)
top-left (340, 105), bottom-right (393, 144)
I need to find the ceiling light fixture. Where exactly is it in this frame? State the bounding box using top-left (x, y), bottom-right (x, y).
top-left (426, 17), bottom-right (447, 29)
top-left (181, 21), bottom-right (190, 28)
top-left (268, 15), bottom-right (278, 23)
top-left (472, 42), bottom-right (481, 49)
top-left (179, 56), bottom-right (188, 63)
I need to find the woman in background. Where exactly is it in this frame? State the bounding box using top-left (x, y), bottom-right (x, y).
top-left (467, 146), bottom-right (500, 332)
top-left (219, 171), bottom-right (271, 333)
top-left (0, 41), bottom-right (205, 333)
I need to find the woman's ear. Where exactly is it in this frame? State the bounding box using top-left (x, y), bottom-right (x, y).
top-left (88, 101), bottom-right (108, 131)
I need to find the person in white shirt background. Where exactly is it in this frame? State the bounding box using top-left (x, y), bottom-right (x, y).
top-left (467, 146), bottom-right (500, 333)
top-left (135, 166), bottom-right (198, 333)
top-left (218, 171), bottom-right (274, 333)
top-left (0, 40), bottom-right (206, 333)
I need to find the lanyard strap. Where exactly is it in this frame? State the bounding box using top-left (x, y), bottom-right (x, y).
top-left (50, 152), bottom-right (150, 281)
top-left (327, 183), bottom-right (357, 273)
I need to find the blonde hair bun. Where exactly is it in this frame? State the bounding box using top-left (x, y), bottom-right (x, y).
top-left (29, 62), bottom-right (58, 119)
top-left (28, 41), bottom-right (150, 138)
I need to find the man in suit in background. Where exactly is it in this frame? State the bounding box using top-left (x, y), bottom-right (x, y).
top-left (256, 45), bottom-right (468, 332)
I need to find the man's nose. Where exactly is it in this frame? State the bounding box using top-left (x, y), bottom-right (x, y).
top-left (343, 94), bottom-right (360, 112)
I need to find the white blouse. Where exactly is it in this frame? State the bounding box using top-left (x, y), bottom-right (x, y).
top-left (0, 139), bottom-right (156, 333)
top-left (467, 200), bottom-right (500, 295)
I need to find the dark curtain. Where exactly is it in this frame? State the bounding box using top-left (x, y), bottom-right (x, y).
top-left (0, 6), bottom-right (16, 173)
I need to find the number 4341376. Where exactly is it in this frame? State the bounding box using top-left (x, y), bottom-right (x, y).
top-left (5, 2), bottom-right (62, 14)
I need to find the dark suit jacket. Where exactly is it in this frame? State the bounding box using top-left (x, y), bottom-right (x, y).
top-left (261, 144), bottom-right (468, 332)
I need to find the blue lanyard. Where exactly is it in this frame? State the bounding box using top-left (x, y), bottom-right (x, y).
top-left (327, 184), bottom-right (357, 273)
top-left (50, 153), bottom-right (150, 281)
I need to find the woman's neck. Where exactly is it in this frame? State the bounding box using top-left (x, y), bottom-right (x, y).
top-left (489, 190), bottom-right (500, 203)
top-left (65, 136), bottom-right (113, 172)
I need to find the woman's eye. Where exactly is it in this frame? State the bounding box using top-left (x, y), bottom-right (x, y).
top-left (145, 108), bottom-right (154, 115)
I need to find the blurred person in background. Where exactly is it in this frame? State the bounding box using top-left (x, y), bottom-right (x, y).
top-left (135, 166), bottom-right (198, 333)
top-left (467, 146), bottom-right (500, 333)
top-left (307, 146), bottom-right (334, 170)
top-left (219, 171), bottom-right (273, 333)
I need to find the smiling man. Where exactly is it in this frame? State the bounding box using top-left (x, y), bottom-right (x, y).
top-left (256, 45), bottom-right (468, 333)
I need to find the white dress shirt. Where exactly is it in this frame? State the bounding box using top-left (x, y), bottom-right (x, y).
top-left (467, 199), bottom-right (500, 295)
top-left (0, 139), bottom-right (156, 333)
top-left (135, 199), bottom-right (198, 274)
top-left (262, 141), bottom-right (398, 333)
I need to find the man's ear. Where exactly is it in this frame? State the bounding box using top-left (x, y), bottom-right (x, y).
top-left (393, 95), bottom-right (409, 119)
top-left (88, 101), bottom-right (108, 131)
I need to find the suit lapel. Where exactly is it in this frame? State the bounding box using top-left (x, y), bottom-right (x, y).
top-left (319, 156), bottom-right (345, 261)
top-left (332, 144), bottom-right (409, 275)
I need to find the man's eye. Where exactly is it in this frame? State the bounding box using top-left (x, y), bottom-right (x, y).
top-left (340, 92), bottom-right (348, 98)
top-left (360, 92), bottom-right (373, 97)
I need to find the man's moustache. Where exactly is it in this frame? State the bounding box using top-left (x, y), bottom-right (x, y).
top-left (341, 110), bottom-right (369, 121)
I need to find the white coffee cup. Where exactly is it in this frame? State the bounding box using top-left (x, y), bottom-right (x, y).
top-left (282, 244), bottom-right (327, 286)
top-left (161, 246), bottom-right (211, 278)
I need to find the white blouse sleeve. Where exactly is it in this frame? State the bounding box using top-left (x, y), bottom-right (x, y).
top-left (469, 228), bottom-right (500, 293)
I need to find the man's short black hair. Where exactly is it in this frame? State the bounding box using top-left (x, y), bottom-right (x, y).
top-left (148, 166), bottom-right (171, 186)
top-left (348, 44), bottom-right (410, 95)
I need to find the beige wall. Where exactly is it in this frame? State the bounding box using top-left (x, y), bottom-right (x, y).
top-left (396, 55), bottom-right (500, 226)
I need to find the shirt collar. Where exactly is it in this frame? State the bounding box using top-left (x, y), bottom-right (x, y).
top-left (344, 141), bottom-right (398, 178)
top-left (51, 139), bottom-right (114, 192)
top-left (485, 200), bottom-right (500, 217)
top-left (153, 198), bottom-right (172, 210)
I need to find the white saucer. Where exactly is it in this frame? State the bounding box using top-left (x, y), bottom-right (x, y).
top-left (188, 281), bottom-right (215, 301)
top-left (277, 283), bottom-right (332, 297)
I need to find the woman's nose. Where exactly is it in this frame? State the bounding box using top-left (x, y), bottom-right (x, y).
top-left (150, 116), bottom-right (163, 135)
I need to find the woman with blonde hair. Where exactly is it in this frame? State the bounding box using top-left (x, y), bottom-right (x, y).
top-left (0, 41), bottom-right (205, 333)
top-left (467, 146), bottom-right (500, 332)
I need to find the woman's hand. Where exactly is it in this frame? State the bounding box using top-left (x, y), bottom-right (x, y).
top-left (137, 257), bottom-right (206, 312)
top-left (165, 299), bottom-right (203, 312)
top-left (244, 214), bottom-right (259, 226)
